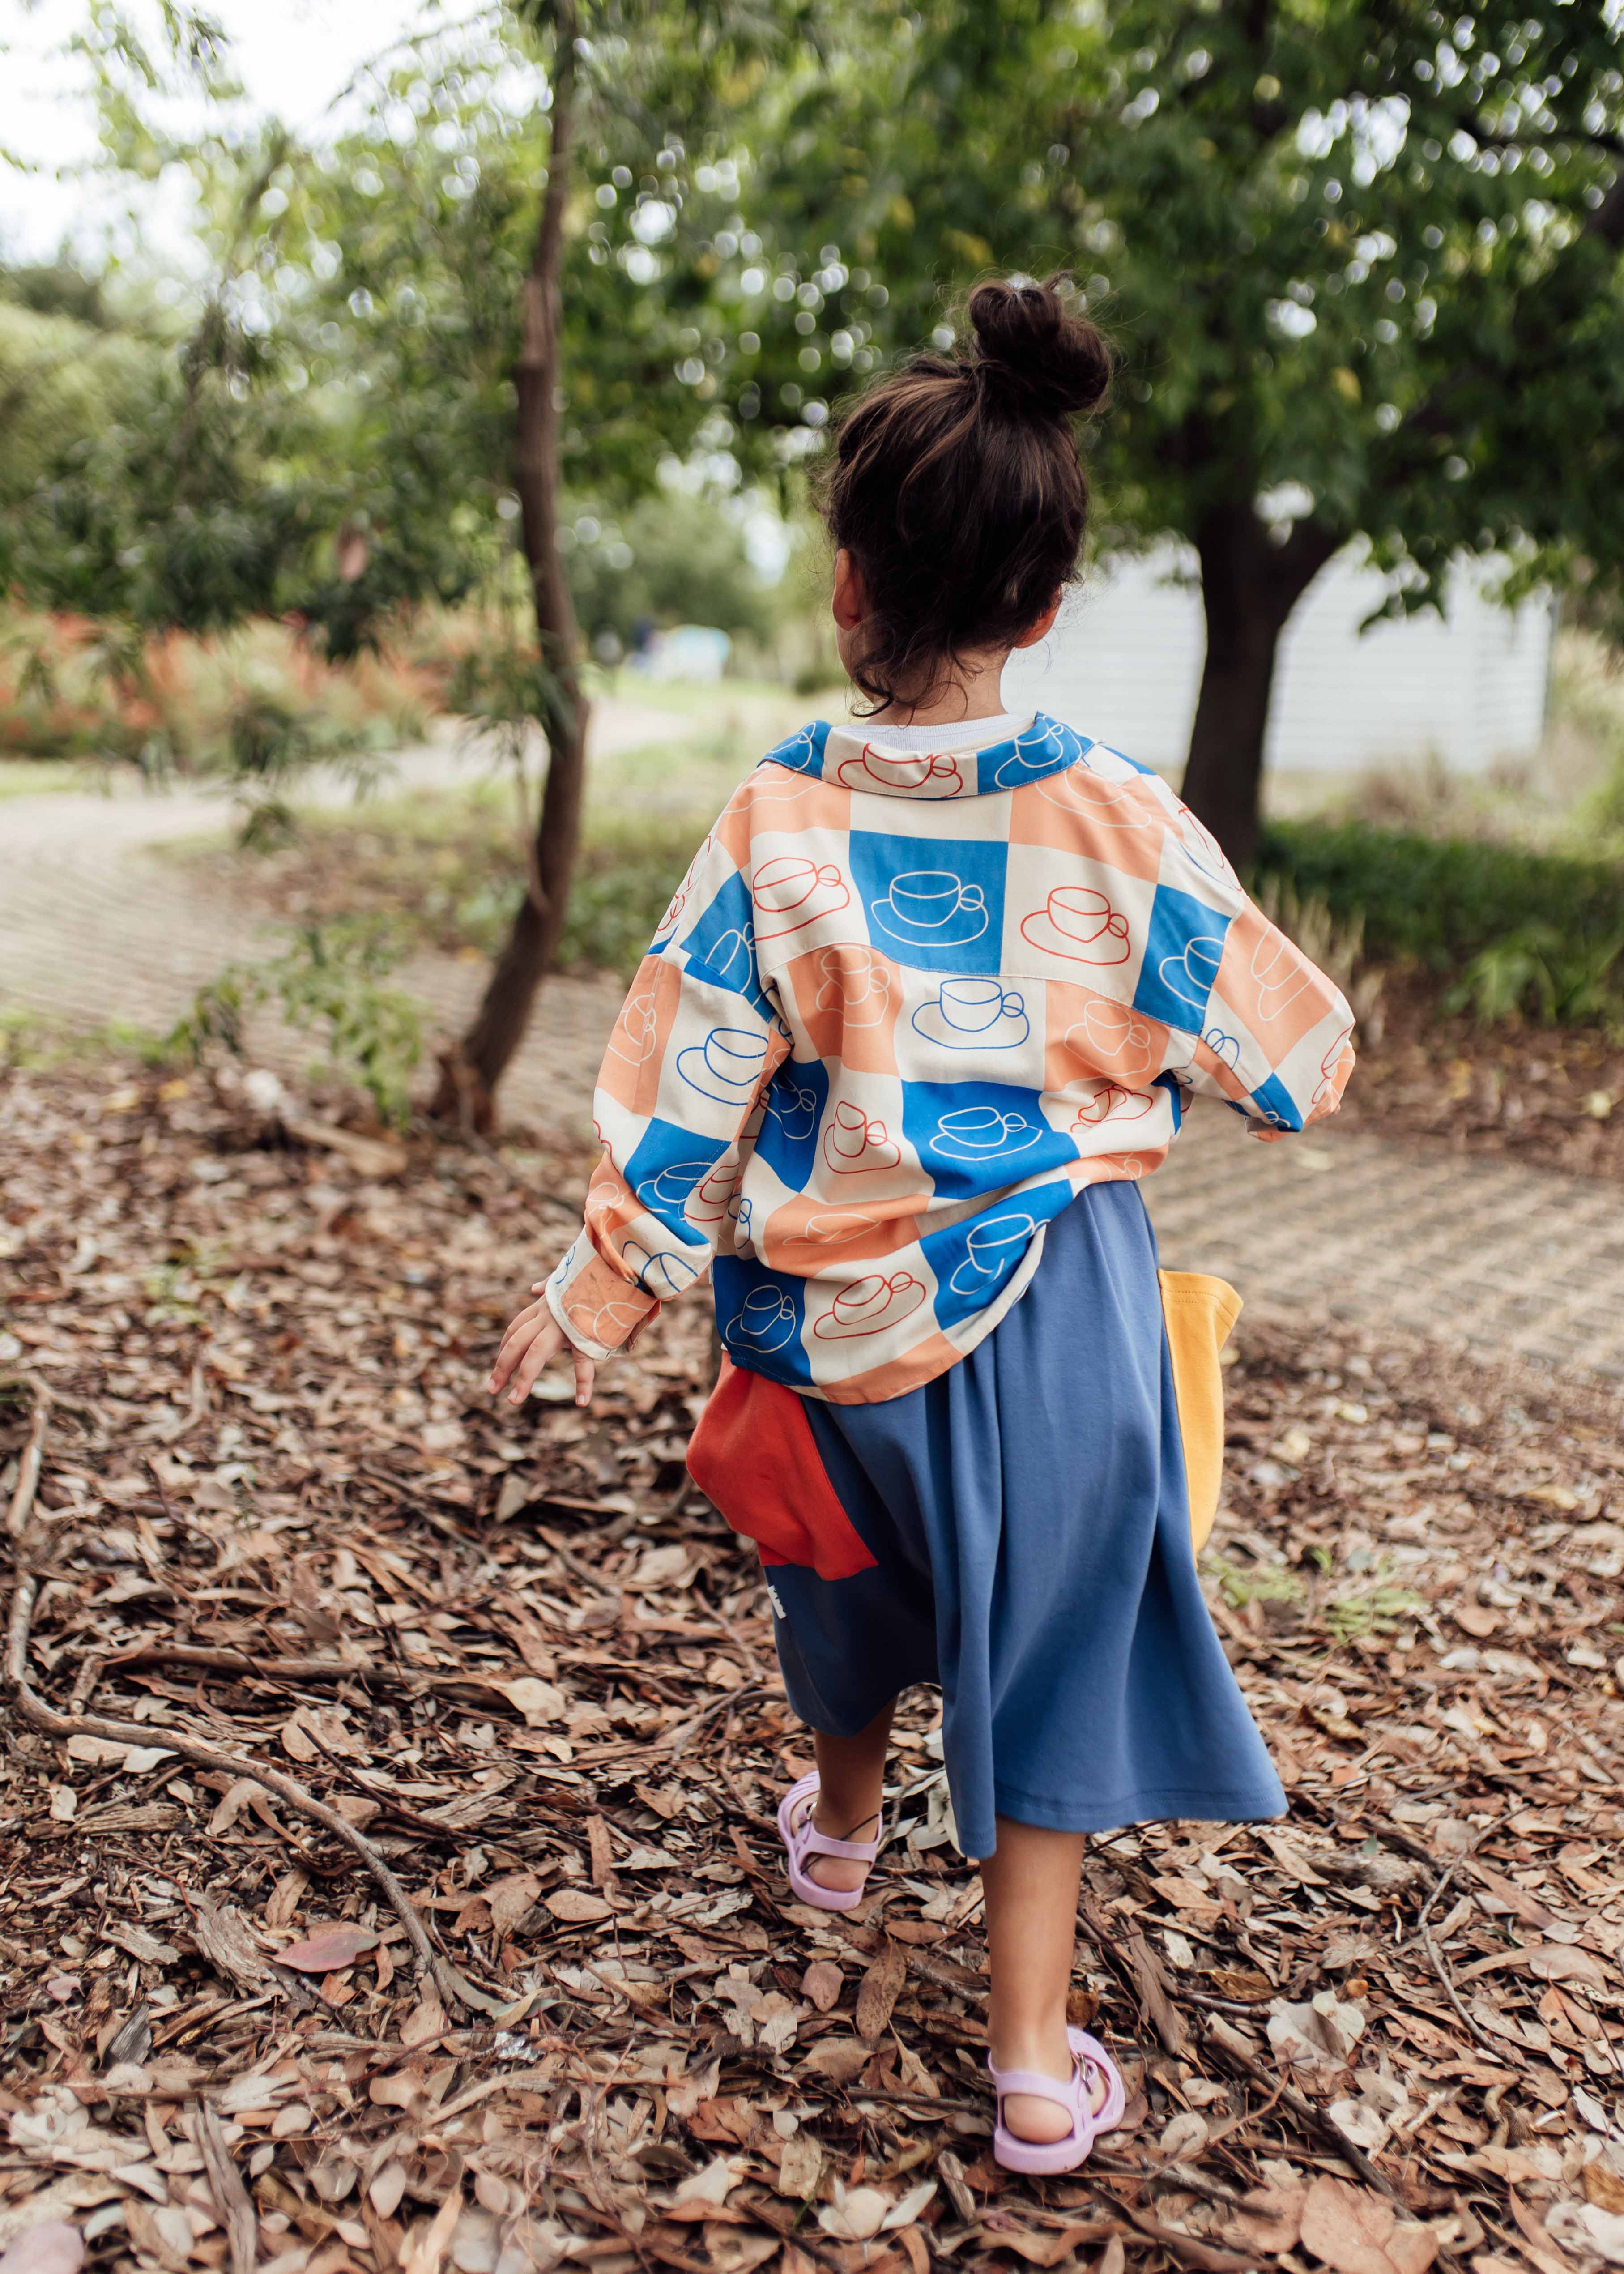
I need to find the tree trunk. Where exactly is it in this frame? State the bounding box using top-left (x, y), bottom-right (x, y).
top-left (431, 1), bottom-right (588, 1135)
top-left (1179, 503), bottom-right (1344, 871)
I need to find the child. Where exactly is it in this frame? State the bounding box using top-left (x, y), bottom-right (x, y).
top-left (490, 276), bottom-right (1355, 2173)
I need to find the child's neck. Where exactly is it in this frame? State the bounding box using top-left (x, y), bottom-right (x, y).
top-left (862, 657), bottom-right (1011, 732)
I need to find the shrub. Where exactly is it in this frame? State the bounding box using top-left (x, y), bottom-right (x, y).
top-left (1256, 819), bottom-right (1624, 1031)
top-left (172, 919), bottom-right (423, 1126)
top-left (1257, 820), bottom-right (1624, 969)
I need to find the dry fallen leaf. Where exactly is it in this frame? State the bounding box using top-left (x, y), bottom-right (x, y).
top-left (801, 1958), bottom-right (843, 2012)
top-left (855, 1937), bottom-right (907, 2040)
top-left (0, 2224), bottom-right (85, 2274)
top-left (277, 1924), bottom-right (380, 1973)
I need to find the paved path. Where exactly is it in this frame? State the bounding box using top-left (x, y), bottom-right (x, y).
top-left (5, 740), bottom-right (1623, 1384)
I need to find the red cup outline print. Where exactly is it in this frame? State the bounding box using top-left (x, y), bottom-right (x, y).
top-left (1020, 885), bottom-right (1131, 965)
top-left (750, 853), bottom-right (851, 941)
top-left (821, 1099), bottom-right (903, 1176)
top-left (811, 1271), bottom-right (928, 1339)
top-left (1071, 1079), bottom-right (1157, 1130)
top-left (835, 745), bottom-right (966, 798)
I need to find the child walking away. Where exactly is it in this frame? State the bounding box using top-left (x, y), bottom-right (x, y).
top-left (490, 276), bottom-right (1356, 2173)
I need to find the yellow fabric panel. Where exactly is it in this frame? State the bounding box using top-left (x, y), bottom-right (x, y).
top-left (1159, 1269), bottom-right (1243, 1554)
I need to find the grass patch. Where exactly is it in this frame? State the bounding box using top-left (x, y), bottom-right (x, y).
top-left (0, 1009), bottom-right (180, 1070)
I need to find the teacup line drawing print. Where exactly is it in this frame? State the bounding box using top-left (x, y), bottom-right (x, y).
top-left (948, 1209), bottom-right (1037, 1296)
top-left (912, 978), bottom-right (1030, 1051)
top-left (812, 1271), bottom-right (928, 1340)
top-left (989, 718), bottom-right (1071, 787)
top-left (761, 1072), bottom-right (821, 1143)
top-left (815, 946), bottom-right (892, 1028)
top-left (676, 1025), bottom-right (767, 1109)
top-left (585, 1295), bottom-right (654, 1345)
top-left (607, 988), bottom-right (661, 1068)
top-left (1204, 1026), bottom-right (1242, 1071)
top-left (1171, 799), bottom-right (1234, 884)
top-left (623, 1242), bottom-right (701, 1300)
top-left (1248, 930), bottom-right (1312, 1024)
top-left (1158, 934), bottom-right (1226, 1012)
top-left (800, 1204), bottom-right (883, 1246)
top-left (1034, 768), bottom-right (1147, 828)
top-left (1072, 1079), bottom-right (1157, 1131)
top-left (930, 1104), bottom-right (1044, 1162)
top-left (1065, 1000), bottom-right (1156, 1078)
top-left (729, 1285), bottom-right (800, 1353)
top-left (1020, 885), bottom-right (1131, 966)
top-left (870, 867), bottom-right (989, 949)
top-left (835, 746), bottom-right (965, 798)
top-left (638, 1158), bottom-right (737, 1222)
top-left (750, 853), bottom-right (851, 941)
top-left (822, 1099), bottom-right (903, 1176)
top-left (705, 926), bottom-right (760, 995)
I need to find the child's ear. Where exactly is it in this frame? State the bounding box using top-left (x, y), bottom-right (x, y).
top-left (1013, 590), bottom-right (1064, 649)
top-left (831, 548), bottom-right (868, 631)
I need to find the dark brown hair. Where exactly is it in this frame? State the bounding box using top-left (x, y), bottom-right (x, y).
top-left (818, 274), bottom-right (1112, 712)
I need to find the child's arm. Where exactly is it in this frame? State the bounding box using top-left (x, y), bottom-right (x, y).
top-left (520, 815), bottom-right (787, 1372)
top-left (1157, 845), bottom-right (1357, 1139)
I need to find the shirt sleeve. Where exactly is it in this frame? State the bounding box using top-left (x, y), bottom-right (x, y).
top-left (543, 808), bottom-right (789, 1361)
top-left (1152, 804), bottom-right (1357, 1139)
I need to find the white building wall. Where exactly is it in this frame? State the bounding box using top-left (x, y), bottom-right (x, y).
top-left (1003, 541), bottom-right (1553, 779)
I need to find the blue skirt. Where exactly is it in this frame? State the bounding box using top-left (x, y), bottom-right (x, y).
top-left (770, 1181), bottom-right (1286, 1860)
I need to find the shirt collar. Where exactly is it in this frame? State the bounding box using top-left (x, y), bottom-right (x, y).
top-left (761, 712), bottom-right (1095, 798)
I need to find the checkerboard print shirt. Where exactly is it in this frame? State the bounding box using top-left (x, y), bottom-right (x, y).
top-left (545, 713), bottom-right (1355, 1403)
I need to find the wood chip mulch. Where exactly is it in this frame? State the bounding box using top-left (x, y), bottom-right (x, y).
top-left (4, 1061), bottom-right (1624, 2274)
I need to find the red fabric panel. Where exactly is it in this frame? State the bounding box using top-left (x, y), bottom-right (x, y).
top-left (686, 1359), bottom-right (877, 1580)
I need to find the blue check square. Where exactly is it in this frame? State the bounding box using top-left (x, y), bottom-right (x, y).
top-left (1131, 883), bottom-right (1232, 1032)
top-left (849, 829), bottom-right (1007, 975)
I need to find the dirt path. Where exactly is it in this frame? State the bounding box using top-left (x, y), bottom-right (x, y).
top-left (6, 726), bottom-right (1623, 1384)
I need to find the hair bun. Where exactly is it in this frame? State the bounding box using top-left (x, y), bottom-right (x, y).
top-left (966, 275), bottom-right (1112, 422)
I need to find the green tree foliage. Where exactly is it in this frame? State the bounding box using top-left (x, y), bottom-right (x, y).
top-left (736, 0), bottom-right (1624, 860)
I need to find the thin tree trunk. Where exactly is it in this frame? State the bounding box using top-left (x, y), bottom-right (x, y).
top-left (1179, 503), bottom-right (1344, 871)
top-left (432, 0), bottom-right (588, 1134)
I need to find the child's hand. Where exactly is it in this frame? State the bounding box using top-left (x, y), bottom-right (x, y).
top-left (487, 1285), bottom-right (597, 1409)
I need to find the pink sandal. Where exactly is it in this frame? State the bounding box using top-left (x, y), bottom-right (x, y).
top-left (776, 1771), bottom-right (882, 1912)
top-left (989, 2027), bottom-right (1125, 2175)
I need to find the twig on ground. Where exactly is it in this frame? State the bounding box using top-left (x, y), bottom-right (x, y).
top-left (1401, 1833), bottom-right (1505, 2059)
top-left (5, 1388), bottom-right (51, 1539)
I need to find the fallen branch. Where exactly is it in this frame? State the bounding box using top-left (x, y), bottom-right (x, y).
top-left (4, 1486), bottom-right (511, 2020)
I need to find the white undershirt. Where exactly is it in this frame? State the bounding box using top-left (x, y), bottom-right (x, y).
top-left (860, 711), bottom-right (1033, 751)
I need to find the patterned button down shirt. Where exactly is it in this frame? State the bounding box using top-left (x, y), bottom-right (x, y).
top-left (545, 713), bottom-right (1355, 1403)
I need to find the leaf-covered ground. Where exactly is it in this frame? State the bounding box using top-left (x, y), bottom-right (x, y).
top-left (4, 1061), bottom-right (1624, 2274)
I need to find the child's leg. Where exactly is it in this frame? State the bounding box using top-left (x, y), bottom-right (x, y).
top-left (981, 1818), bottom-right (1109, 2144)
top-left (795, 1698), bottom-right (896, 1893)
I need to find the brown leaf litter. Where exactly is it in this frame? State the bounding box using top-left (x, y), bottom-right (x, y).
top-left (2, 1060), bottom-right (1624, 2274)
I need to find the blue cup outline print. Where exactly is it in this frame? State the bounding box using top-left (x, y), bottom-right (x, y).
top-left (870, 866), bottom-right (990, 950)
top-left (947, 1207), bottom-right (1039, 1296)
top-left (676, 1025), bottom-right (767, 1107)
top-left (911, 977), bottom-right (1029, 1051)
top-left (729, 1285), bottom-right (800, 1353)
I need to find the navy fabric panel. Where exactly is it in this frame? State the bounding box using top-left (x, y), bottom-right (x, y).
top-left (780, 1178), bottom-right (1285, 1859)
